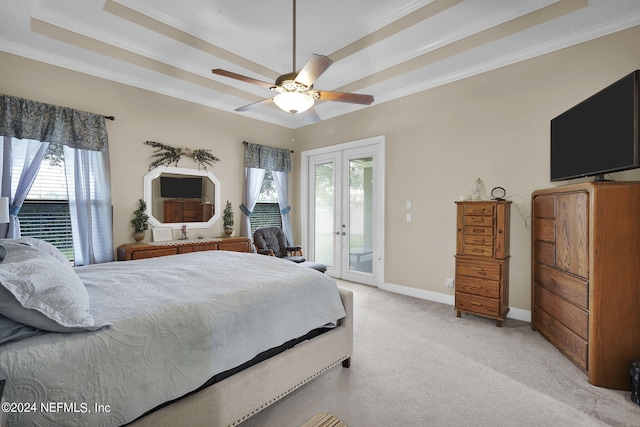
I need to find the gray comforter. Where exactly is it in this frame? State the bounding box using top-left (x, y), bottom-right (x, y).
top-left (0, 250), bottom-right (345, 426)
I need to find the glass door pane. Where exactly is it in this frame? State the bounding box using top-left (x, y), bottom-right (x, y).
top-left (314, 162), bottom-right (335, 268)
top-left (348, 157), bottom-right (374, 274)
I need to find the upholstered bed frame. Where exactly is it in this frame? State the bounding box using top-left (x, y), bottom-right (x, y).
top-left (129, 288), bottom-right (353, 427)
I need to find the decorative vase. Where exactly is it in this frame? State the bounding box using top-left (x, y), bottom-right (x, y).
top-left (224, 226), bottom-right (233, 236)
top-left (133, 231), bottom-right (145, 242)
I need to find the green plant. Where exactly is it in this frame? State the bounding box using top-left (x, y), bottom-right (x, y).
top-left (223, 201), bottom-right (234, 228)
top-left (131, 198), bottom-right (149, 232)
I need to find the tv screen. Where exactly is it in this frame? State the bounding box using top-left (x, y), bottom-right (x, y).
top-left (550, 70), bottom-right (639, 181)
top-left (160, 176), bottom-right (203, 199)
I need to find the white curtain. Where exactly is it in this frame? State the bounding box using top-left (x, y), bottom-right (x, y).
top-left (239, 167), bottom-right (265, 239)
top-left (0, 95), bottom-right (113, 264)
top-left (0, 136), bottom-right (49, 239)
top-left (64, 145), bottom-right (114, 265)
top-left (272, 170), bottom-right (293, 245)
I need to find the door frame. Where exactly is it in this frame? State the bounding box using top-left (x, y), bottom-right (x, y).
top-left (301, 135), bottom-right (385, 287)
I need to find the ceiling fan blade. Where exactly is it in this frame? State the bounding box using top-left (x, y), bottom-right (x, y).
top-left (315, 90), bottom-right (374, 105)
top-left (212, 69), bottom-right (274, 89)
top-left (235, 98), bottom-right (274, 112)
top-left (295, 54), bottom-right (333, 87)
top-left (300, 107), bottom-right (321, 123)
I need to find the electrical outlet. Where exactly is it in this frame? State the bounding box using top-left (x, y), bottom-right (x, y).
top-left (445, 278), bottom-right (455, 289)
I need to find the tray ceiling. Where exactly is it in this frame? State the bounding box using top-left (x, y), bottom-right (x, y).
top-left (1, 0), bottom-right (640, 128)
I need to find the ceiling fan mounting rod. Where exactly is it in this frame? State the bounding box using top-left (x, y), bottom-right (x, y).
top-left (292, 0), bottom-right (296, 72)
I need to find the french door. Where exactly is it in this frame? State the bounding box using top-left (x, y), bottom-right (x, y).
top-left (302, 136), bottom-right (385, 287)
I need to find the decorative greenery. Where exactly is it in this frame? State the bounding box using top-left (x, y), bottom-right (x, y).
top-left (223, 201), bottom-right (234, 228)
top-left (144, 140), bottom-right (220, 170)
top-left (131, 199), bottom-right (149, 232)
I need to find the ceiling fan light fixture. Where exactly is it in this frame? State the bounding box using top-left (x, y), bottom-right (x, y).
top-left (273, 92), bottom-right (314, 114)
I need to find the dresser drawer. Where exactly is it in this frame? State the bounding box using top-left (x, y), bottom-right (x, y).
top-left (464, 215), bottom-right (493, 226)
top-left (533, 241), bottom-right (555, 267)
top-left (456, 258), bottom-right (501, 281)
top-left (462, 244), bottom-right (493, 257)
top-left (534, 285), bottom-right (588, 340)
top-left (534, 263), bottom-right (588, 310)
top-left (463, 234), bottom-right (493, 246)
top-left (533, 306), bottom-right (587, 371)
top-left (464, 203), bottom-right (495, 216)
top-left (533, 218), bottom-right (555, 243)
top-left (455, 276), bottom-right (500, 299)
top-left (455, 292), bottom-right (499, 317)
top-left (218, 240), bottom-right (252, 252)
top-left (131, 247), bottom-right (177, 259)
top-left (533, 195), bottom-right (555, 219)
top-left (463, 225), bottom-right (493, 237)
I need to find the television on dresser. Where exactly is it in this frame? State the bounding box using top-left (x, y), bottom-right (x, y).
top-left (160, 176), bottom-right (203, 199)
top-left (550, 70), bottom-right (640, 182)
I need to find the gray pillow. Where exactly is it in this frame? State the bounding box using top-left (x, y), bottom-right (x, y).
top-left (0, 241), bottom-right (106, 333)
top-left (0, 237), bottom-right (70, 265)
top-left (0, 314), bottom-right (45, 344)
top-left (0, 244), bottom-right (5, 262)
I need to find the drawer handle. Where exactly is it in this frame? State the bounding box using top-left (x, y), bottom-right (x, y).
top-left (470, 301), bottom-right (483, 306)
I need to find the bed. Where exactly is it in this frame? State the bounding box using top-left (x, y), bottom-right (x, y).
top-left (0, 238), bottom-right (353, 427)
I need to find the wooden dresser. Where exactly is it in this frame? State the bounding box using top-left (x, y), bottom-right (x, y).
top-left (117, 237), bottom-right (251, 261)
top-left (163, 199), bottom-right (213, 223)
top-left (454, 201), bottom-right (511, 327)
top-left (531, 182), bottom-right (640, 390)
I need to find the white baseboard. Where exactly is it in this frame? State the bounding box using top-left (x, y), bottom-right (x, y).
top-left (381, 282), bottom-right (531, 323)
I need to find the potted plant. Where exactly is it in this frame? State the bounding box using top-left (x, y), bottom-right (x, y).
top-left (223, 201), bottom-right (234, 236)
top-left (131, 198), bottom-right (149, 242)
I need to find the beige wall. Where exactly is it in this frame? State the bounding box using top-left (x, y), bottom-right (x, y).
top-left (0, 52), bottom-right (290, 247)
top-left (292, 25), bottom-right (640, 311)
top-left (2, 25), bottom-right (640, 312)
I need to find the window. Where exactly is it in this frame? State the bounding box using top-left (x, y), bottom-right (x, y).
top-left (16, 142), bottom-right (74, 261)
top-left (251, 171), bottom-right (282, 235)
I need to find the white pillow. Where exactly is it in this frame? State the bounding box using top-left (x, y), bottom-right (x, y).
top-left (1, 237), bottom-right (70, 265)
top-left (0, 241), bottom-right (106, 333)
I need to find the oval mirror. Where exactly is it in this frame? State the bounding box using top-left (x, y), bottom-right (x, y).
top-left (143, 166), bottom-right (221, 229)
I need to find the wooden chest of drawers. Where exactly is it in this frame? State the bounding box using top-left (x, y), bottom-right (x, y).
top-left (117, 237), bottom-right (251, 260)
top-left (454, 201), bottom-right (511, 327)
top-left (531, 182), bottom-right (640, 390)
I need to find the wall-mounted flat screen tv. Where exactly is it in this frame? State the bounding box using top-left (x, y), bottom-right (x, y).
top-left (550, 70), bottom-right (639, 182)
top-left (160, 176), bottom-right (203, 199)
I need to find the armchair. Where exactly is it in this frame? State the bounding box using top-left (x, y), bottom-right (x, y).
top-left (253, 227), bottom-right (326, 273)
top-left (253, 227), bottom-right (305, 263)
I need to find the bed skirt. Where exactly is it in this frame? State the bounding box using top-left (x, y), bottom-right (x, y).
top-left (128, 287), bottom-right (353, 427)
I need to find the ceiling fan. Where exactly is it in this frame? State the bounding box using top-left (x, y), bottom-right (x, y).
top-left (211, 0), bottom-right (374, 122)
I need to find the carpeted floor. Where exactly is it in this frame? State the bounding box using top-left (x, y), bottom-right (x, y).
top-left (239, 280), bottom-right (640, 427)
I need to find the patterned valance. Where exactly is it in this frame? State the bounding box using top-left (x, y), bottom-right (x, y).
top-left (244, 141), bottom-right (291, 172)
top-left (0, 95), bottom-right (108, 151)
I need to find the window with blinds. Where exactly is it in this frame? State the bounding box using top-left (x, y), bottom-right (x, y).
top-left (17, 149), bottom-right (74, 262)
top-left (251, 171), bottom-right (282, 235)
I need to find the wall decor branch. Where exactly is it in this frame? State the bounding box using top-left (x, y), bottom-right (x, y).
top-left (144, 140), bottom-right (220, 170)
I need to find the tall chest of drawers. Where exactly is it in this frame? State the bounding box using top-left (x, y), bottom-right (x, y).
top-left (454, 201), bottom-right (511, 327)
top-left (531, 182), bottom-right (640, 390)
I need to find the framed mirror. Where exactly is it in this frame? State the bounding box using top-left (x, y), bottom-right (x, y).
top-left (143, 166), bottom-right (221, 229)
